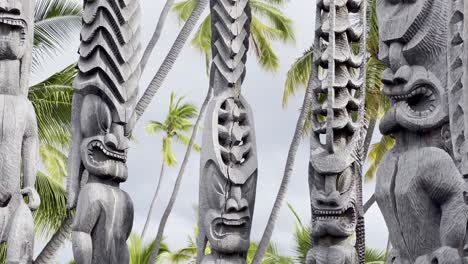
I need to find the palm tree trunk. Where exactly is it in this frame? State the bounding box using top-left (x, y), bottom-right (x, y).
top-left (34, 214), bottom-right (73, 264)
top-left (252, 51), bottom-right (316, 264)
top-left (364, 193), bottom-right (376, 214)
top-left (148, 86), bottom-right (213, 263)
top-left (134, 0), bottom-right (209, 120)
top-left (140, 0), bottom-right (177, 73)
top-left (362, 118), bottom-right (377, 162)
top-left (141, 163), bottom-right (166, 239)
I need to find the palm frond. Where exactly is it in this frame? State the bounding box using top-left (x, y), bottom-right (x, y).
top-left (33, 0), bottom-right (82, 72)
top-left (163, 137), bottom-right (178, 167)
top-left (29, 64), bottom-right (76, 149)
top-left (365, 135), bottom-right (395, 181)
top-left (34, 170), bottom-right (69, 238)
top-left (283, 47), bottom-right (313, 107)
top-left (365, 248), bottom-right (387, 263)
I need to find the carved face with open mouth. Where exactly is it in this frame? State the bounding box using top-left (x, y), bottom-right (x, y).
top-left (380, 66), bottom-right (447, 134)
top-left (0, 3), bottom-right (28, 59)
top-left (80, 94), bottom-right (130, 182)
top-left (310, 166), bottom-right (357, 238)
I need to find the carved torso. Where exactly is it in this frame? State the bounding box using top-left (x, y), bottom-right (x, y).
top-left (376, 144), bottom-right (466, 263)
top-left (0, 95), bottom-right (35, 192)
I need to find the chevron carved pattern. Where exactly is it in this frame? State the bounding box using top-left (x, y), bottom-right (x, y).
top-left (210, 0), bottom-right (251, 94)
top-left (75, 0), bottom-right (141, 111)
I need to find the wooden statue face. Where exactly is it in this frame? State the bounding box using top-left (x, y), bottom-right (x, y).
top-left (201, 162), bottom-right (256, 254)
top-left (379, 66), bottom-right (448, 134)
top-left (309, 166), bottom-right (357, 238)
top-left (199, 96), bottom-right (258, 256)
top-left (79, 94), bottom-right (131, 181)
top-left (0, 0), bottom-right (32, 60)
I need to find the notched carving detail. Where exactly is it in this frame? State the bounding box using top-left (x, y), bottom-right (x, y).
top-left (67, 0), bottom-right (141, 263)
top-left (308, 0), bottom-right (366, 263)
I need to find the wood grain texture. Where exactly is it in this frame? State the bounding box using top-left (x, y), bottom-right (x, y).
top-left (197, 0), bottom-right (258, 262)
top-left (376, 0), bottom-right (468, 263)
top-left (307, 0), bottom-right (367, 263)
top-left (67, 0), bottom-right (141, 262)
top-left (0, 0), bottom-right (39, 263)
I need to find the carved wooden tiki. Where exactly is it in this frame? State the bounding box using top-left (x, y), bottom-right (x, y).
top-left (375, 0), bottom-right (468, 263)
top-left (307, 0), bottom-right (367, 263)
top-left (67, 0), bottom-right (141, 262)
top-left (0, 0), bottom-right (39, 262)
top-left (197, 0), bottom-right (258, 262)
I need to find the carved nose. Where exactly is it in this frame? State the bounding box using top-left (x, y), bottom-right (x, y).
top-left (316, 191), bottom-right (340, 207)
top-left (225, 186), bottom-right (248, 213)
top-left (105, 124), bottom-right (129, 150)
top-left (0, 0), bottom-right (21, 15)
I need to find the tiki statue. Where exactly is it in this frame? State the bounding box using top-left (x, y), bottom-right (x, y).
top-left (375, 0), bottom-right (468, 263)
top-left (197, 0), bottom-right (258, 262)
top-left (0, 0), bottom-right (40, 262)
top-left (67, 0), bottom-right (141, 262)
top-left (307, 0), bottom-right (367, 263)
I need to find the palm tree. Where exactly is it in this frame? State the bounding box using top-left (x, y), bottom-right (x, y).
top-left (148, 86), bottom-right (213, 263)
top-left (26, 0), bottom-right (81, 261)
top-left (146, 0), bottom-right (296, 260)
top-left (128, 234), bottom-right (171, 264)
top-left (134, 0), bottom-right (209, 119)
top-left (172, 0), bottom-right (295, 71)
top-left (141, 92), bottom-right (199, 239)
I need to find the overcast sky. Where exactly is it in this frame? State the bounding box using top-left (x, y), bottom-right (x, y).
top-left (32, 0), bottom-right (388, 262)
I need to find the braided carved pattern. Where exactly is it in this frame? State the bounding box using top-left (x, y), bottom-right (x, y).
top-left (310, 0), bottom-right (365, 167)
top-left (75, 0), bottom-right (141, 114)
top-left (308, 0), bottom-right (366, 263)
top-left (210, 0), bottom-right (251, 94)
top-left (448, 0), bottom-right (468, 174)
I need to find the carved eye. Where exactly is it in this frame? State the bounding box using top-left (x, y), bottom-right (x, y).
top-left (98, 102), bottom-right (111, 132)
top-left (242, 173), bottom-right (257, 199)
top-left (336, 167), bottom-right (353, 194)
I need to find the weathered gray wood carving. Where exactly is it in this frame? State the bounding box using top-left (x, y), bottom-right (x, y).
top-left (307, 0), bottom-right (367, 263)
top-left (375, 0), bottom-right (468, 263)
top-left (67, 0), bottom-right (141, 262)
top-left (0, 0), bottom-right (39, 262)
top-left (197, 0), bottom-right (258, 262)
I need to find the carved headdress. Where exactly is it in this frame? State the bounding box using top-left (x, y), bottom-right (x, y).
top-left (67, 0), bottom-right (141, 207)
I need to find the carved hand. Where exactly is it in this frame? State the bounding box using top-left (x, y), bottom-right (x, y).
top-left (21, 186), bottom-right (40, 210)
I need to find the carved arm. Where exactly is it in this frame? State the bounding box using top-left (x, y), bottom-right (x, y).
top-left (22, 101), bottom-right (40, 210)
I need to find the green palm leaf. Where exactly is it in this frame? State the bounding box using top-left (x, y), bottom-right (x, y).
top-left (173, 0), bottom-right (294, 71)
top-left (365, 135), bottom-right (395, 181)
top-left (29, 64), bottom-right (76, 148)
top-left (33, 0), bottom-right (81, 72)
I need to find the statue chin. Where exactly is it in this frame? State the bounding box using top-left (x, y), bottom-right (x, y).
top-left (205, 214), bottom-right (250, 254)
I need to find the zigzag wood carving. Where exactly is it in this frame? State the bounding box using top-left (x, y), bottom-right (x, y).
top-left (197, 0), bottom-right (258, 263)
top-left (67, 0), bottom-right (141, 262)
top-left (307, 0), bottom-right (367, 263)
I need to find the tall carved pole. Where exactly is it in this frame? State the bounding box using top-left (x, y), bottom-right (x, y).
top-left (0, 0), bottom-right (40, 262)
top-left (307, 0), bottom-right (367, 263)
top-left (375, 0), bottom-right (468, 262)
top-left (66, 0), bottom-right (141, 262)
top-left (197, 0), bottom-right (258, 262)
